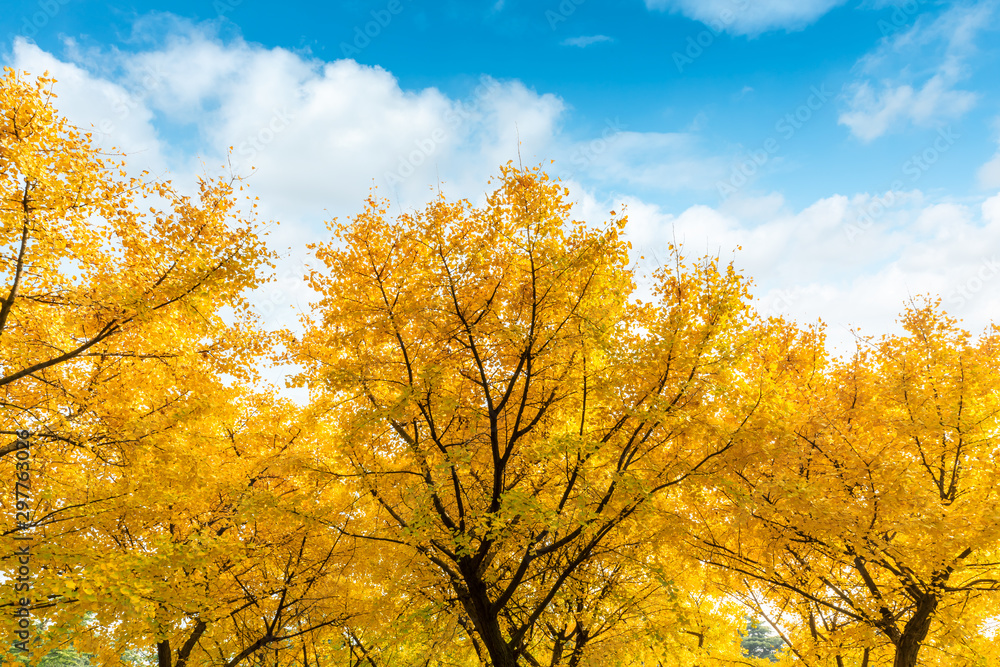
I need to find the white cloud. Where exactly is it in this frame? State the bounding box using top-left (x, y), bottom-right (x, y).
top-left (839, 4), bottom-right (991, 141)
top-left (645, 0), bottom-right (847, 36)
top-left (984, 193), bottom-right (1000, 224)
top-left (552, 130), bottom-right (729, 193)
top-left (613, 187), bottom-right (1000, 353)
top-left (560, 35), bottom-right (614, 47)
top-left (7, 23), bottom-right (569, 217)
top-left (4, 22), bottom-right (729, 337)
top-left (979, 142), bottom-right (1000, 189)
top-left (10, 38), bottom-right (169, 175)
top-left (8, 16), bottom-right (1000, 360)
top-left (3, 17), bottom-right (734, 220)
top-left (839, 77), bottom-right (976, 143)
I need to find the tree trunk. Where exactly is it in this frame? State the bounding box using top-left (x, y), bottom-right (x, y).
top-left (157, 640), bottom-right (172, 667)
top-left (549, 633), bottom-right (565, 666)
top-left (474, 610), bottom-right (518, 667)
top-left (892, 595), bottom-right (938, 667)
top-left (175, 619), bottom-right (208, 667)
top-left (459, 572), bottom-right (518, 667)
top-left (566, 628), bottom-right (589, 667)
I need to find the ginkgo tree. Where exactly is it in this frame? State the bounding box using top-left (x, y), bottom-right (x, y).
top-left (288, 163), bottom-right (766, 667)
top-left (687, 304), bottom-right (1000, 667)
top-left (0, 69), bottom-right (364, 666)
top-left (7, 65), bottom-right (1000, 667)
top-left (0, 68), bottom-right (271, 452)
top-left (37, 387), bottom-right (366, 667)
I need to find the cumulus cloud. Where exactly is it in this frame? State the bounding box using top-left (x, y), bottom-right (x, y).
top-left (979, 129), bottom-right (1000, 189)
top-left (10, 39), bottom-right (169, 174)
top-left (611, 187), bottom-right (1000, 353)
top-left (7, 24), bottom-right (566, 218)
top-left (978, 155), bottom-right (1000, 189)
top-left (7, 16), bottom-right (1000, 358)
top-left (10, 20), bottom-right (734, 219)
top-left (551, 129), bottom-right (729, 194)
top-left (838, 4), bottom-right (991, 141)
top-left (644, 0), bottom-right (847, 36)
top-left (4, 21), bottom-right (731, 336)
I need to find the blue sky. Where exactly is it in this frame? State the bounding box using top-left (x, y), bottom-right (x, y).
top-left (4, 0), bottom-right (1000, 352)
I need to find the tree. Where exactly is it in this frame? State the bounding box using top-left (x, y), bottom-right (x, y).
top-left (0, 68), bottom-right (270, 456)
top-left (741, 617), bottom-right (783, 662)
top-left (54, 390), bottom-right (361, 667)
top-left (16, 64), bottom-right (999, 667)
top-left (38, 648), bottom-right (90, 666)
top-left (0, 70), bottom-right (358, 666)
top-left (689, 303), bottom-right (1000, 667)
top-left (288, 163), bottom-right (763, 666)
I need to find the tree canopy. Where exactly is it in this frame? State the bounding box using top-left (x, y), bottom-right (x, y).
top-left (2, 70), bottom-right (999, 667)
top-left (286, 165), bottom-right (766, 666)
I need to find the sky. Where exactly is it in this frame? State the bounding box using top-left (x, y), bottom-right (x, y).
top-left (4, 0), bottom-right (1000, 355)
